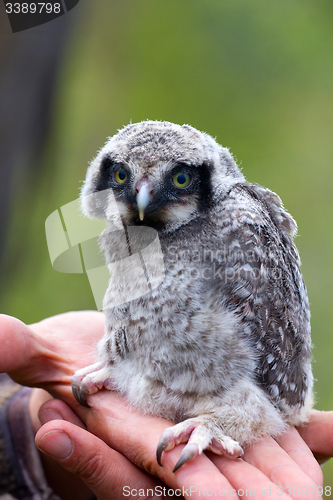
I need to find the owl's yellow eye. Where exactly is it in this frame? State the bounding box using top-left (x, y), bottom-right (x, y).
top-left (172, 172), bottom-right (191, 188)
top-left (114, 168), bottom-right (128, 184)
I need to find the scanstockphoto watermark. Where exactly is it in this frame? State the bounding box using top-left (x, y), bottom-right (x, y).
top-left (122, 485), bottom-right (257, 497)
top-left (4, 0), bottom-right (80, 33)
top-left (123, 485), bottom-right (332, 497)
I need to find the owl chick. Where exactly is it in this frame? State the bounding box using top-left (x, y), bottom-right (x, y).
top-left (72, 120), bottom-right (313, 472)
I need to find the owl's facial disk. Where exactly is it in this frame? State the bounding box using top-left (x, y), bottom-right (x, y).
top-left (96, 157), bottom-right (212, 228)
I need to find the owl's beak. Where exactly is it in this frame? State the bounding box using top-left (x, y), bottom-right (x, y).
top-left (136, 184), bottom-right (150, 221)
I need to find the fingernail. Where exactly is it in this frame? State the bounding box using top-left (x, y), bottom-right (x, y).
top-left (39, 409), bottom-right (63, 426)
top-left (38, 430), bottom-right (73, 460)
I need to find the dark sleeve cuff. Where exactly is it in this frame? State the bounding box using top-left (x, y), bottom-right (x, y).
top-left (0, 374), bottom-right (61, 500)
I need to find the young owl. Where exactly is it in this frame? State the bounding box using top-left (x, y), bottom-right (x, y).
top-left (72, 120), bottom-right (313, 472)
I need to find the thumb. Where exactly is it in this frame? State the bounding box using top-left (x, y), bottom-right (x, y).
top-left (36, 420), bottom-right (165, 500)
top-left (0, 314), bottom-right (38, 377)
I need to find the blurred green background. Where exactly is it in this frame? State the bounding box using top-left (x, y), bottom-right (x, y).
top-left (1, 0), bottom-right (333, 485)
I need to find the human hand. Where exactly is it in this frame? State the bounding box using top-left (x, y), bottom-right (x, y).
top-left (0, 311), bottom-right (105, 402)
top-left (36, 390), bottom-right (326, 500)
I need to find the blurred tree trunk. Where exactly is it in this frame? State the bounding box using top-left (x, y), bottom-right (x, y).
top-left (0, 4), bottom-right (79, 265)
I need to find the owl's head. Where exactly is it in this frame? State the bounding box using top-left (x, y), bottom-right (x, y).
top-left (81, 121), bottom-right (244, 230)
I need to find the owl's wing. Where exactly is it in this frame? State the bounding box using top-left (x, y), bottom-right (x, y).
top-left (213, 182), bottom-right (312, 410)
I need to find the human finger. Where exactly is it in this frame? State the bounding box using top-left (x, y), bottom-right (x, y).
top-left (36, 420), bottom-right (171, 500)
top-left (0, 314), bottom-right (71, 394)
top-left (0, 311), bottom-right (106, 405)
top-left (212, 427), bottom-right (322, 499)
top-left (297, 410), bottom-right (333, 464)
top-left (210, 454), bottom-right (291, 499)
top-left (277, 426), bottom-right (323, 485)
top-left (38, 398), bottom-right (87, 429)
top-left (243, 434), bottom-right (321, 500)
top-left (0, 314), bottom-right (37, 376)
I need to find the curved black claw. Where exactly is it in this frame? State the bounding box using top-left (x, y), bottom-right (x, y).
top-left (156, 435), bottom-right (170, 466)
top-left (173, 452), bottom-right (192, 473)
top-left (71, 379), bottom-right (90, 408)
top-left (173, 443), bottom-right (199, 473)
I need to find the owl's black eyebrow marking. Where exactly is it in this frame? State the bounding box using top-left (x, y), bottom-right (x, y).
top-left (197, 161), bottom-right (214, 212)
top-left (95, 156), bottom-right (127, 192)
top-left (101, 156), bottom-right (125, 172)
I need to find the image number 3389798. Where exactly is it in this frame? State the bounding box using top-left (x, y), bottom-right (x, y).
top-left (5, 0), bottom-right (79, 32)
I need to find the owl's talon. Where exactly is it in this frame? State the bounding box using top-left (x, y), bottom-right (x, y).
top-left (71, 362), bottom-right (115, 408)
top-left (173, 453), bottom-right (190, 473)
top-left (156, 417), bottom-right (244, 472)
top-left (156, 442), bottom-right (165, 467)
top-left (173, 443), bottom-right (199, 472)
top-left (156, 430), bottom-right (174, 466)
top-left (71, 379), bottom-right (91, 408)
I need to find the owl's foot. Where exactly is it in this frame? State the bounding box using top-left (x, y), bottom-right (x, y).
top-left (156, 416), bottom-right (243, 472)
top-left (71, 362), bottom-right (115, 408)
